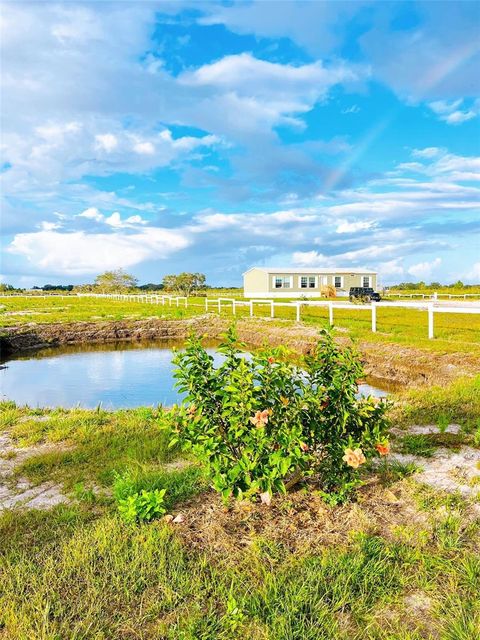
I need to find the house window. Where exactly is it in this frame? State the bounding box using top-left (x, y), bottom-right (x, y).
top-left (300, 276), bottom-right (317, 289)
top-left (362, 276), bottom-right (371, 288)
top-left (334, 276), bottom-right (343, 288)
top-left (275, 276), bottom-right (291, 289)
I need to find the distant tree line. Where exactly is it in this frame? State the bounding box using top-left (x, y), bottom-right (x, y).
top-left (389, 280), bottom-right (473, 290)
top-left (32, 284), bottom-right (74, 291)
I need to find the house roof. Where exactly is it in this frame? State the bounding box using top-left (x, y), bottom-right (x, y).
top-left (243, 267), bottom-right (377, 275)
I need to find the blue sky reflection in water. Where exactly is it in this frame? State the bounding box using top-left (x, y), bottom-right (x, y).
top-left (0, 342), bottom-right (387, 409)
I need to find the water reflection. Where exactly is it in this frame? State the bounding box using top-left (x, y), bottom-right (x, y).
top-left (0, 340), bottom-right (391, 409)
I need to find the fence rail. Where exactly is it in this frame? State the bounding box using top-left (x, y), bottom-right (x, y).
top-left (1, 293), bottom-right (479, 340)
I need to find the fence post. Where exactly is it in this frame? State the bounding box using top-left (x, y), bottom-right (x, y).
top-left (328, 302), bottom-right (333, 326)
top-left (371, 301), bottom-right (377, 332)
top-left (250, 301), bottom-right (253, 317)
top-left (218, 299), bottom-right (221, 314)
top-left (271, 300), bottom-right (274, 318)
top-left (232, 300), bottom-right (236, 315)
top-left (428, 304), bottom-right (434, 339)
top-left (296, 303), bottom-right (301, 322)
top-left (205, 298), bottom-right (208, 311)
top-left (185, 297), bottom-right (188, 308)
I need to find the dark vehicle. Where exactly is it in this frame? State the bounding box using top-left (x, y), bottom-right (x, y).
top-left (349, 287), bottom-right (381, 303)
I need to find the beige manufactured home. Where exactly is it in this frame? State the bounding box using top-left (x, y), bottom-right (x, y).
top-left (243, 267), bottom-right (378, 298)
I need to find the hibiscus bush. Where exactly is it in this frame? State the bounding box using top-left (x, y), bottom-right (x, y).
top-left (171, 327), bottom-right (390, 502)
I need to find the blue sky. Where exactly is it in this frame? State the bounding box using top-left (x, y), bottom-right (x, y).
top-left (1, 0), bottom-right (479, 287)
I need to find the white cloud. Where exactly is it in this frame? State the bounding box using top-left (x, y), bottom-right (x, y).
top-left (95, 133), bottom-right (118, 152)
top-left (341, 105), bottom-right (360, 114)
top-left (8, 228), bottom-right (191, 275)
top-left (292, 251), bottom-right (331, 268)
top-left (133, 140), bottom-right (155, 155)
top-left (76, 208), bottom-right (147, 228)
top-left (39, 221), bottom-right (61, 231)
top-left (201, 0), bottom-right (480, 101)
top-left (412, 147), bottom-right (443, 159)
top-left (428, 99), bottom-right (479, 125)
top-left (466, 262), bottom-right (480, 283)
top-left (408, 258), bottom-right (442, 279)
top-left (443, 110), bottom-right (477, 125)
top-left (376, 259), bottom-right (405, 278)
top-left (336, 220), bottom-right (374, 234)
top-left (104, 211), bottom-right (147, 228)
top-left (78, 207), bottom-right (104, 222)
top-left (428, 99), bottom-right (463, 115)
top-left (180, 53), bottom-right (363, 129)
top-left (390, 149), bottom-right (480, 183)
top-left (181, 52), bottom-right (355, 93)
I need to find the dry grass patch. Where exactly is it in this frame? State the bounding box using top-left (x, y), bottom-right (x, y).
top-left (172, 479), bottom-right (428, 557)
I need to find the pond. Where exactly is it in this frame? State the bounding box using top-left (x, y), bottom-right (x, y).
top-left (0, 340), bottom-right (390, 409)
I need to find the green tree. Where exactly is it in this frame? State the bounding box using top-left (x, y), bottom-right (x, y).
top-left (94, 269), bottom-right (138, 292)
top-left (0, 283), bottom-right (14, 292)
top-left (162, 272), bottom-right (206, 296)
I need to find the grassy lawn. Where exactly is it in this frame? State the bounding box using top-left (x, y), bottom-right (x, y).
top-left (1, 377), bottom-right (480, 639)
top-left (0, 295), bottom-right (202, 326)
top-left (1, 295), bottom-right (479, 357)
top-left (391, 376), bottom-right (480, 431)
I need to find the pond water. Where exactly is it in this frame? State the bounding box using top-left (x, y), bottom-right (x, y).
top-left (0, 340), bottom-right (389, 409)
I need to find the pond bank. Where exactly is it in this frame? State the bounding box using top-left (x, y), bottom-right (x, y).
top-left (1, 315), bottom-right (478, 387)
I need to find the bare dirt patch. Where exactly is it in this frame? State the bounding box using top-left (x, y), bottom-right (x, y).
top-left (392, 446), bottom-right (480, 499)
top-left (0, 433), bottom-right (69, 511)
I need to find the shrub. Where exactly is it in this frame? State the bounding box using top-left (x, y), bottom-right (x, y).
top-left (172, 327), bottom-right (390, 502)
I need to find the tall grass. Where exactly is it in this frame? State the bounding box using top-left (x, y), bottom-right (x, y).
top-left (392, 376), bottom-right (480, 430)
top-left (1, 511), bottom-right (478, 639)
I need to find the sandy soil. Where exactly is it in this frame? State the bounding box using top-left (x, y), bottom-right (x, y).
top-left (0, 432), bottom-right (68, 511)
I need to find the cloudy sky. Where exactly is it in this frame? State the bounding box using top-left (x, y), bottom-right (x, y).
top-left (1, 0), bottom-right (479, 287)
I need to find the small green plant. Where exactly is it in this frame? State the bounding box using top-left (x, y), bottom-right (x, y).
top-left (172, 327), bottom-right (390, 502)
top-left (473, 427), bottom-right (480, 448)
top-left (117, 488), bottom-right (167, 524)
top-left (399, 434), bottom-right (436, 457)
top-left (374, 458), bottom-right (420, 485)
top-left (113, 471), bottom-right (167, 523)
top-left (72, 482), bottom-right (97, 504)
top-left (437, 414), bottom-right (450, 433)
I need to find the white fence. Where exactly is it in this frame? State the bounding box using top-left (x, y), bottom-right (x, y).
top-left (77, 293), bottom-right (188, 307)
top-left (70, 294), bottom-right (480, 340)
top-left (2, 293), bottom-right (479, 340)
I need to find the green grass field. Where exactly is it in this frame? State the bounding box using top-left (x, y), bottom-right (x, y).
top-left (1, 376), bottom-right (480, 639)
top-left (2, 294), bottom-right (479, 356)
